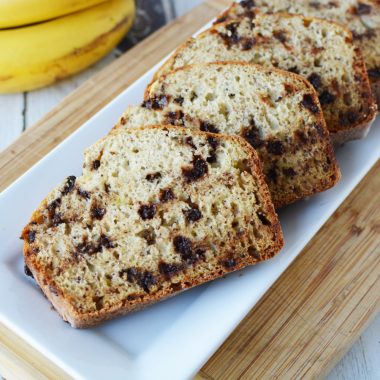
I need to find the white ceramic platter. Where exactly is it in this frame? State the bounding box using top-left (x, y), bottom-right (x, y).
top-left (0, 17), bottom-right (379, 380)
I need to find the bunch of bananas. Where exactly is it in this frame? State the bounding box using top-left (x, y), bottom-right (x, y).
top-left (0, 0), bottom-right (135, 93)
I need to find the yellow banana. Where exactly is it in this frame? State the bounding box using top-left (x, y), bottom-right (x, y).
top-left (0, 0), bottom-right (108, 29)
top-left (0, 0), bottom-right (135, 93)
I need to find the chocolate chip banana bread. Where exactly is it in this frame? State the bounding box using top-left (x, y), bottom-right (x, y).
top-left (117, 62), bottom-right (340, 208)
top-left (216, 0), bottom-right (380, 107)
top-left (22, 126), bottom-right (283, 328)
top-left (154, 13), bottom-right (377, 144)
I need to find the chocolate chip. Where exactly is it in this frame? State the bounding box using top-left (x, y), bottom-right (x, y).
top-left (62, 176), bottom-right (76, 195)
top-left (76, 238), bottom-right (99, 255)
top-left (185, 136), bottom-right (197, 149)
top-left (91, 206), bottom-right (106, 220)
top-left (166, 110), bottom-right (185, 126)
top-left (266, 166), bottom-right (278, 184)
top-left (100, 234), bottom-right (114, 249)
top-left (182, 155), bottom-right (208, 182)
top-left (200, 121), bottom-right (219, 133)
top-left (294, 130), bottom-right (309, 145)
top-left (283, 168), bottom-right (297, 177)
top-left (159, 188), bottom-right (175, 203)
top-left (368, 67), bottom-right (380, 78)
top-left (194, 248), bottom-right (206, 261)
top-left (48, 198), bottom-right (61, 212)
top-left (120, 116), bottom-right (126, 125)
top-left (125, 267), bottom-right (138, 283)
top-left (206, 136), bottom-right (220, 163)
top-left (174, 96), bottom-right (184, 106)
top-left (242, 124), bottom-right (264, 149)
top-left (158, 262), bottom-right (181, 278)
top-left (309, 2), bottom-right (320, 9)
top-left (28, 230), bottom-right (36, 243)
top-left (240, 0), bottom-right (255, 8)
top-left (24, 265), bottom-right (33, 278)
top-left (307, 73), bottom-right (322, 90)
top-left (340, 111), bottom-right (359, 126)
top-left (183, 205), bottom-right (202, 223)
top-left (301, 94), bottom-right (319, 113)
top-left (319, 90), bottom-right (335, 105)
top-left (215, 15), bottom-right (228, 23)
top-left (258, 212), bottom-right (271, 226)
top-left (78, 188), bottom-right (90, 200)
top-left (142, 95), bottom-right (169, 110)
top-left (173, 236), bottom-right (193, 261)
top-left (52, 213), bottom-right (63, 226)
top-left (138, 271), bottom-right (156, 293)
top-left (121, 267), bottom-right (156, 292)
top-left (219, 22), bottom-right (240, 47)
top-left (241, 38), bottom-right (256, 50)
top-left (146, 172), bottom-right (162, 182)
top-left (288, 66), bottom-right (299, 74)
top-left (207, 136), bottom-right (219, 151)
top-left (266, 140), bottom-right (285, 155)
top-left (92, 160), bottom-right (101, 170)
top-left (352, 29), bottom-right (375, 40)
top-left (356, 2), bottom-right (371, 15)
top-left (273, 30), bottom-right (287, 43)
top-left (138, 204), bottom-right (156, 220)
top-left (104, 183), bottom-right (111, 193)
top-left (222, 258), bottom-right (237, 269)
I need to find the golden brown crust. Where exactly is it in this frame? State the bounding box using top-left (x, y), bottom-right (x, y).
top-left (22, 125), bottom-right (284, 328)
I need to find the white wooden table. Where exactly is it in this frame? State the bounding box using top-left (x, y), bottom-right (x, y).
top-left (0, 1), bottom-right (379, 379)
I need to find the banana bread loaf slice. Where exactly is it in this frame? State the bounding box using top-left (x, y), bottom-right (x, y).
top-left (116, 62), bottom-right (340, 208)
top-left (154, 13), bottom-right (376, 144)
top-left (215, 0), bottom-right (380, 107)
top-left (22, 125), bottom-right (283, 328)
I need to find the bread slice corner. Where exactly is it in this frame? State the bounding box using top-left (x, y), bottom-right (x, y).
top-left (22, 125), bottom-right (283, 327)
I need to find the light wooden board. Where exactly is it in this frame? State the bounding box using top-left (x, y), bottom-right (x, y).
top-left (0, 0), bottom-right (379, 378)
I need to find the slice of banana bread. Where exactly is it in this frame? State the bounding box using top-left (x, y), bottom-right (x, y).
top-left (22, 126), bottom-right (283, 328)
top-left (215, 0), bottom-right (380, 106)
top-left (117, 62), bottom-right (340, 208)
top-left (154, 13), bottom-right (376, 144)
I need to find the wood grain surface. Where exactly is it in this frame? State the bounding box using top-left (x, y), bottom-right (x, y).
top-left (0, 0), bottom-right (379, 379)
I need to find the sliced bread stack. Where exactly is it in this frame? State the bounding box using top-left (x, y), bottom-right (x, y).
top-left (153, 13), bottom-right (377, 144)
top-left (22, 2), bottom-right (356, 328)
top-left (22, 126), bottom-right (283, 328)
top-left (116, 62), bottom-right (340, 208)
top-left (216, 0), bottom-right (380, 106)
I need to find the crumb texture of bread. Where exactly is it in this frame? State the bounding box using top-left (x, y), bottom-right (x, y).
top-left (155, 13), bottom-right (376, 141)
top-left (118, 63), bottom-right (340, 208)
top-left (216, 0), bottom-right (380, 106)
top-left (22, 126), bottom-right (283, 328)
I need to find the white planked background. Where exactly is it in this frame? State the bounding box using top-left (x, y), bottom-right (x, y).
top-left (0, 1), bottom-right (379, 379)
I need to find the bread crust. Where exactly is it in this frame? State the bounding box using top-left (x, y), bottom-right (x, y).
top-left (22, 125), bottom-right (284, 328)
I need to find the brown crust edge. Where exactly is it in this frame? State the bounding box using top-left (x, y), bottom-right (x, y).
top-left (22, 125), bottom-right (284, 328)
top-left (329, 46), bottom-right (377, 141)
top-left (370, 77), bottom-right (380, 109)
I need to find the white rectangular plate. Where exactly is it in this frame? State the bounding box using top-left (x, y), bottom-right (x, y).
top-left (0, 16), bottom-right (379, 380)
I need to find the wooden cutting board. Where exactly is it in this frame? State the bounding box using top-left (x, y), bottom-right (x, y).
top-left (0, 1), bottom-right (379, 378)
